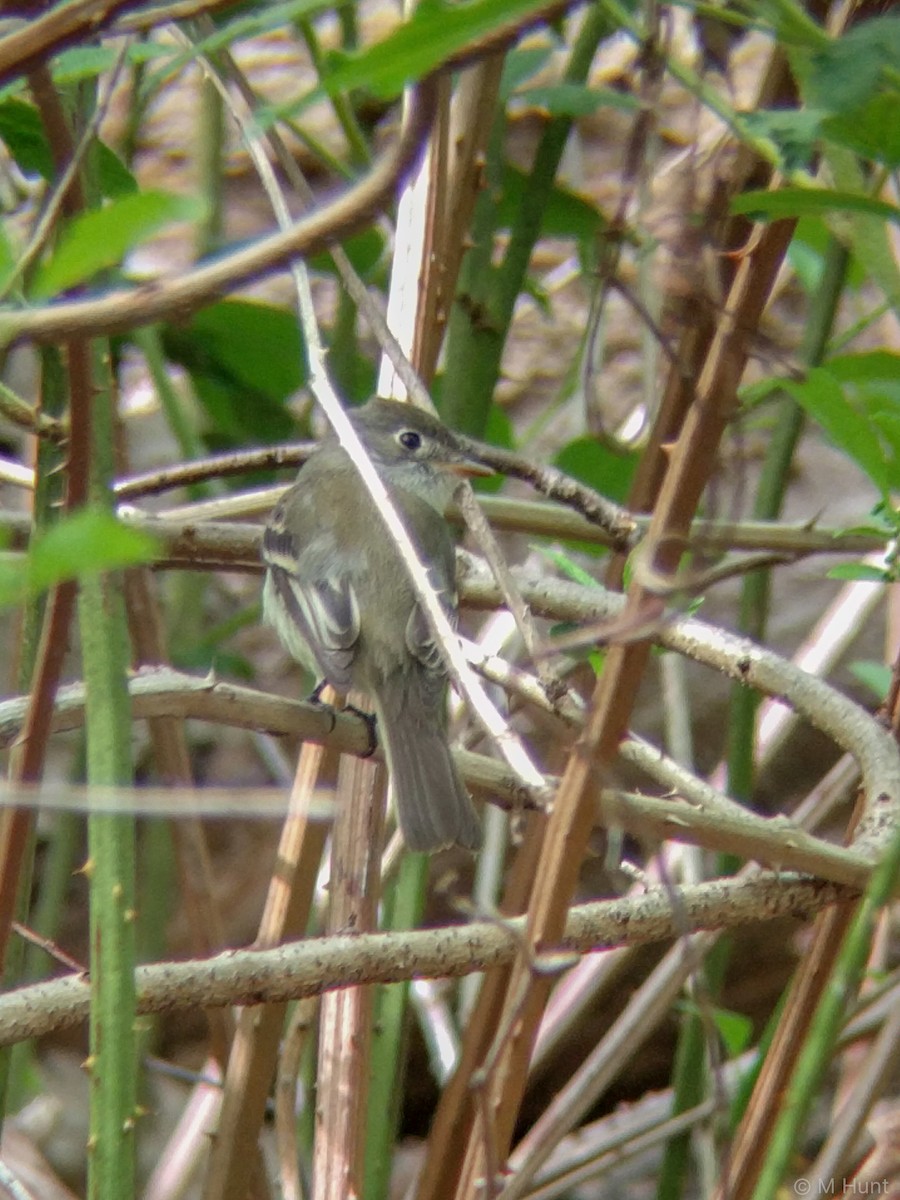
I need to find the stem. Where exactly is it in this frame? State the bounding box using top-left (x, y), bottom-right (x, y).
top-left (727, 239), bottom-right (850, 800)
top-left (364, 853), bottom-right (429, 1200)
top-left (80, 350), bottom-right (138, 1200)
top-left (751, 820), bottom-right (900, 1200)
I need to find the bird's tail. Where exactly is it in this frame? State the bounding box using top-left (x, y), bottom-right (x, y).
top-left (375, 684), bottom-right (481, 853)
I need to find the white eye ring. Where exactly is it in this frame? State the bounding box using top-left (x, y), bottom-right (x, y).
top-left (397, 429), bottom-right (422, 451)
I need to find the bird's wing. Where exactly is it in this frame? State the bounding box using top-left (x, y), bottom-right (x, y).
top-left (404, 557), bottom-right (457, 679)
top-left (263, 519), bottom-right (359, 690)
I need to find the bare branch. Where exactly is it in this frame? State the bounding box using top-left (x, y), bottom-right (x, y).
top-left (0, 76), bottom-right (439, 346)
top-left (0, 873), bottom-right (855, 1048)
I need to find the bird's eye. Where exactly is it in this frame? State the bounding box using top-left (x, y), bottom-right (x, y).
top-left (398, 429), bottom-right (422, 451)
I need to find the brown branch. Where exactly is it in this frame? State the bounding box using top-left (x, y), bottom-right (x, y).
top-left (113, 444), bottom-right (313, 500)
top-left (0, 0), bottom-right (243, 87)
top-left (453, 203), bottom-right (799, 1193)
top-left (203, 742), bottom-right (329, 1200)
top-left (0, 75), bottom-right (439, 347)
top-left (122, 566), bottom-right (233, 1067)
top-left (0, 65), bottom-right (92, 976)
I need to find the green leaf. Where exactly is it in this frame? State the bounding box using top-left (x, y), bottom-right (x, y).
top-left (0, 561), bottom-right (27, 611)
top-left (732, 187), bottom-right (900, 226)
top-left (0, 100), bottom-right (136, 198)
top-left (741, 109), bottom-right (822, 172)
top-left (499, 165), bottom-right (605, 242)
top-left (162, 300), bottom-right (305, 448)
top-left (0, 221), bottom-right (19, 297)
top-left (751, 0), bottom-right (829, 51)
top-left (467, 404), bottom-right (514, 494)
top-left (144, 0), bottom-right (333, 91)
top-left (824, 353), bottom-right (900, 486)
top-left (92, 141), bottom-right (138, 199)
top-left (482, 403), bottom-right (514, 450)
top-left (739, 376), bottom-right (787, 411)
top-left (163, 299), bottom-right (306, 409)
top-left (871, 409), bottom-right (900, 463)
top-left (539, 545), bottom-right (599, 589)
top-left (675, 999), bottom-right (753, 1057)
top-left (300, 0), bottom-right (568, 105)
top-left (0, 98), bottom-right (53, 178)
top-left (828, 350), bottom-right (900, 384)
top-left (787, 218), bottom-right (866, 295)
top-left (307, 227), bottom-right (386, 279)
top-left (499, 45), bottom-right (554, 101)
top-left (782, 368), bottom-right (892, 496)
top-left (192, 371), bottom-right (297, 449)
top-left (824, 145), bottom-right (900, 327)
top-left (554, 437), bottom-right (638, 504)
top-left (822, 92), bottom-right (900, 168)
top-left (805, 13), bottom-right (900, 112)
top-left (712, 1007), bottom-right (754, 1057)
top-left (515, 83), bottom-right (639, 117)
top-left (50, 46), bottom-right (117, 85)
top-left (827, 563), bottom-right (891, 583)
top-left (849, 660), bottom-right (891, 699)
top-left (128, 41), bottom-right (175, 66)
top-left (31, 190), bottom-right (205, 298)
top-left (0, 510), bottom-right (159, 608)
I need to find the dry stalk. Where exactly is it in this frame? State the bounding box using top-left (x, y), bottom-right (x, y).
top-left (446, 170), bottom-right (798, 1200)
top-left (201, 739), bottom-right (329, 1200)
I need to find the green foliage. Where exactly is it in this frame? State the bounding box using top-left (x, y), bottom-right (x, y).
top-left (731, 14), bottom-right (900, 179)
top-left (498, 44), bottom-right (555, 99)
top-left (822, 93), bottom-right (900, 169)
top-left (0, 509), bottom-right (159, 608)
top-left (305, 0), bottom-right (567, 103)
top-left (0, 98), bottom-right (135, 196)
top-left (782, 353), bottom-right (900, 500)
top-left (804, 14), bottom-right (900, 112)
top-left (539, 546), bottom-right (601, 588)
top-left (849, 661), bottom-right (891, 699)
top-left (515, 82), bottom-right (640, 117)
top-left (162, 299), bottom-right (307, 447)
top-left (498, 165), bottom-right (607, 244)
top-left (788, 218), bottom-right (867, 295)
top-left (828, 562), bottom-right (894, 583)
top-left (45, 46), bottom-right (119, 86)
top-left (733, 187), bottom-right (900, 226)
top-left (166, 299), bottom-right (306, 406)
top-left (0, 99), bottom-right (55, 178)
top-left (678, 999), bottom-right (754, 1058)
top-left (307, 228), bottom-right (387, 280)
top-left (31, 190), bottom-right (204, 298)
top-left (741, 109), bottom-right (821, 172)
top-left (554, 437), bottom-right (639, 504)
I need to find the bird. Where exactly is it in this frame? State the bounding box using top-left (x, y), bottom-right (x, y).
top-left (262, 397), bottom-right (486, 852)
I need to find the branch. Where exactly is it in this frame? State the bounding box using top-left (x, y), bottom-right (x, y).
top-left (0, 545), bottom-right (895, 851)
top-left (0, 76), bottom-right (438, 347)
top-left (0, 873), bottom-right (853, 1048)
top-left (0, 658), bottom-right (879, 889)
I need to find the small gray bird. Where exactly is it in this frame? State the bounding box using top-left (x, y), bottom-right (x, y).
top-left (262, 398), bottom-right (486, 852)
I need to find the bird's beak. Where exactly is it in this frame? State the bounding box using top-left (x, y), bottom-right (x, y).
top-left (445, 457), bottom-right (494, 479)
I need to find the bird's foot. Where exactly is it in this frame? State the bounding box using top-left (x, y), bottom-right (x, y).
top-left (307, 680), bottom-right (337, 733)
top-left (342, 703), bottom-right (378, 758)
